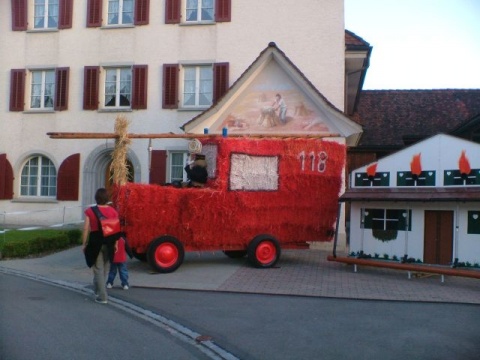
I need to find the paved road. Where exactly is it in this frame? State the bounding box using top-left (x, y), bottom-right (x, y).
top-left (2, 270), bottom-right (480, 360)
top-left (0, 273), bottom-right (219, 360)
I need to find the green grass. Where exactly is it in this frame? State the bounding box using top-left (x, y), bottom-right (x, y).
top-left (0, 228), bottom-right (82, 259)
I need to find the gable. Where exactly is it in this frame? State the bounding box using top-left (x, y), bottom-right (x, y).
top-left (352, 134), bottom-right (480, 188)
top-left (182, 43), bottom-right (362, 145)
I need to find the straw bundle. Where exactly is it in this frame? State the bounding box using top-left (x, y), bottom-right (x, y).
top-left (110, 115), bottom-right (131, 185)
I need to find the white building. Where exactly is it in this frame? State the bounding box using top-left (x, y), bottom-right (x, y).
top-left (0, 1), bottom-right (367, 234)
top-left (343, 134), bottom-right (480, 266)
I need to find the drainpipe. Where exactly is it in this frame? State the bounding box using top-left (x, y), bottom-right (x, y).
top-left (402, 207), bottom-right (410, 263)
top-left (452, 205), bottom-right (460, 267)
top-left (332, 202), bottom-right (342, 258)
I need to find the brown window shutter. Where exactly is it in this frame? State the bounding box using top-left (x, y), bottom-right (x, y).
top-left (131, 65), bottom-right (148, 109)
top-left (213, 62), bottom-right (229, 102)
top-left (86, 0), bottom-right (102, 27)
top-left (162, 64), bottom-right (179, 109)
top-left (55, 67), bottom-right (70, 110)
top-left (134, 0), bottom-right (150, 25)
top-left (58, 0), bottom-right (73, 29)
top-left (150, 150), bottom-right (167, 185)
top-left (215, 0), bottom-right (231, 22)
top-left (0, 154), bottom-right (14, 200)
top-left (57, 154), bottom-right (80, 201)
top-left (11, 0), bottom-right (28, 31)
top-left (9, 69), bottom-right (25, 112)
top-left (83, 66), bottom-right (100, 110)
top-left (165, 0), bottom-right (181, 24)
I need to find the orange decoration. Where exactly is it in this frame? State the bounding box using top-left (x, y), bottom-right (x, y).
top-left (459, 150), bottom-right (471, 175)
top-left (410, 153), bottom-right (422, 176)
top-left (366, 163), bottom-right (377, 177)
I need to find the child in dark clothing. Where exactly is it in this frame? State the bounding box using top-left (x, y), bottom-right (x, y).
top-left (106, 237), bottom-right (129, 290)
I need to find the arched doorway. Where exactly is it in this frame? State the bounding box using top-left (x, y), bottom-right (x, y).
top-left (104, 159), bottom-right (135, 194)
top-left (82, 144), bottom-right (141, 210)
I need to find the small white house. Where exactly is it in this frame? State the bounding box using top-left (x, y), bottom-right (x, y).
top-left (342, 134), bottom-right (480, 266)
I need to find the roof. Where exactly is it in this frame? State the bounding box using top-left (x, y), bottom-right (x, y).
top-left (181, 42), bottom-right (362, 144)
top-left (350, 89), bottom-right (480, 148)
top-left (345, 30), bottom-right (371, 50)
top-left (340, 187), bottom-right (480, 202)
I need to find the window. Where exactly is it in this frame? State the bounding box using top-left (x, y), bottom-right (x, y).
top-left (107, 0), bottom-right (134, 25)
top-left (12, 0), bottom-right (73, 31)
top-left (165, 0), bottom-right (231, 24)
top-left (105, 68), bottom-right (132, 107)
top-left (169, 152), bottom-right (189, 182)
top-left (467, 211), bottom-right (480, 234)
top-left (87, 0), bottom-right (149, 27)
top-left (183, 65), bottom-right (213, 107)
top-left (10, 67), bottom-right (69, 112)
top-left (31, 70), bottom-right (55, 109)
top-left (34, 0), bottom-right (59, 29)
top-left (21, 156), bottom-right (57, 197)
top-left (83, 65), bottom-right (147, 110)
top-left (230, 154), bottom-right (279, 191)
top-left (186, 0), bottom-right (214, 22)
top-left (363, 208), bottom-right (412, 231)
top-left (162, 62), bottom-right (228, 109)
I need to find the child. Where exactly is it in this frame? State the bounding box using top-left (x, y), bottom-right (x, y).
top-left (106, 237), bottom-right (129, 290)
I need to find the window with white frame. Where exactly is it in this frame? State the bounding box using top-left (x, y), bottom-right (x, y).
top-left (30, 70), bottom-right (55, 109)
top-left (185, 0), bottom-right (214, 22)
top-left (169, 152), bottom-right (189, 183)
top-left (34, 0), bottom-right (59, 29)
top-left (104, 68), bottom-right (132, 108)
top-left (107, 0), bottom-right (134, 25)
top-left (182, 65), bottom-right (213, 108)
top-left (20, 156), bottom-right (57, 197)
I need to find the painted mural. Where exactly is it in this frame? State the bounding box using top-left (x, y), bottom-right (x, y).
top-left (214, 61), bottom-right (332, 134)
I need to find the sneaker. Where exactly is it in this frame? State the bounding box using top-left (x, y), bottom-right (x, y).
top-left (95, 297), bottom-right (108, 304)
top-left (122, 285), bottom-right (129, 290)
top-left (106, 283), bottom-right (112, 289)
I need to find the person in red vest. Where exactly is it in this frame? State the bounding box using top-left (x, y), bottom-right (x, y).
top-left (106, 236), bottom-right (130, 290)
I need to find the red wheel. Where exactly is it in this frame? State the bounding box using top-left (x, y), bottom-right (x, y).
top-left (147, 236), bottom-right (184, 273)
top-left (247, 234), bottom-right (281, 268)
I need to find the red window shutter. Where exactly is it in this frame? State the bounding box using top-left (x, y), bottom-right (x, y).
top-left (162, 64), bottom-right (179, 109)
top-left (58, 0), bottom-right (73, 29)
top-left (213, 62), bottom-right (229, 102)
top-left (165, 0), bottom-right (181, 24)
top-left (83, 66), bottom-right (99, 110)
top-left (132, 65), bottom-right (148, 109)
top-left (87, 0), bottom-right (102, 27)
top-left (55, 67), bottom-right (70, 110)
top-left (150, 150), bottom-right (167, 185)
top-left (11, 0), bottom-right (28, 31)
top-left (215, 0), bottom-right (231, 22)
top-left (134, 0), bottom-right (150, 25)
top-left (10, 69), bottom-right (25, 112)
top-left (57, 153), bottom-right (80, 201)
top-left (0, 154), bottom-right (14, 200)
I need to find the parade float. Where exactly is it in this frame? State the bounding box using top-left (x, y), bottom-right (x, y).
top-left (49, 117), bottom-right (346, 272)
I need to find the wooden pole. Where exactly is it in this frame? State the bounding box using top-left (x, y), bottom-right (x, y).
top-left (47, 132), bottom-right (341, 140)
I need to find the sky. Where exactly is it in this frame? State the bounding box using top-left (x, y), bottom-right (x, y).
top-left (345, 0), bottom-right (480, 90)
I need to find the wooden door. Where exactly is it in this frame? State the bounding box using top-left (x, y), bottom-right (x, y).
top-left (423, 211), bottom-right (453, 265)
top-left (104, 160), bottom-right (134, 195)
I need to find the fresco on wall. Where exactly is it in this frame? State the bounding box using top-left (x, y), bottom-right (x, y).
top-left (213, 61), bottom-right (332, 134)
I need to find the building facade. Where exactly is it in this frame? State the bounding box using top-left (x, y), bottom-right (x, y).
top-left (1, 1), bottom-right (362, 229)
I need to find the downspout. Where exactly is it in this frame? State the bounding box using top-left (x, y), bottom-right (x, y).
top-left (332, 202), bottom-right (342, 258)
top-left (452, 205), bottom-right (460, 267)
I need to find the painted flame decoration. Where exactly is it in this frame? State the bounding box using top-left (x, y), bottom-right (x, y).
top-left (410, 153), bottom-right (422, 176)
top-left (459, 150), bottom-right (471, 175)
top-left (366, 163), bottom-right (377, 177)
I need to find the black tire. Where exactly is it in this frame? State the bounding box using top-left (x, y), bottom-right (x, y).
top-left (132, 250), bottom-right (147, 262)
top-left (247, 234), bottom-right (281, 268)
top-left (147, 236), bottom-right (185, 273)
top-left (223, 250), bottom-right (247, 259)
